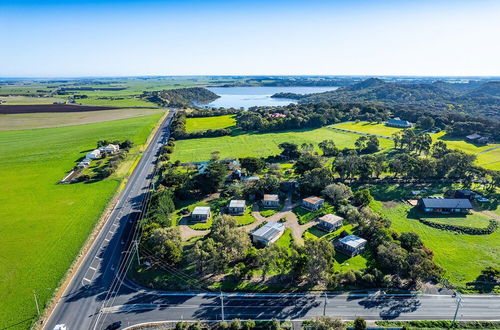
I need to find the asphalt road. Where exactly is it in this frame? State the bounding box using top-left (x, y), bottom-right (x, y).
top-left (44, 109), bottom-right (500, 330)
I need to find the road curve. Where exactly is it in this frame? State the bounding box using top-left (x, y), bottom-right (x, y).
top-left (44, 110), bottom-right (176, 330)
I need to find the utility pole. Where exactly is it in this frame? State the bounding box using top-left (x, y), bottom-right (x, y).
top-left (452, 292), bottom-right (463, 325)
top-left (134, 240), bottom-right (140, 266)
top-left (323, 292), bottom-right (328, 316)
top-left (220, 290), bottom-right (225, 322)
top-left (33, 291), bottom-right (40, 317)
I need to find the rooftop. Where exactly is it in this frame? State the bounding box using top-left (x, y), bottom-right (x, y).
top-left (229, 200), bottom-right (246, 208)
top-left (192, 206), bottom-right (210, 215)
top-left (387, 117), bottom-right (411, 125)
top-left (303, 196), bottom-right (324, 204)
top-left (339, 235), bottom-right (367, 249)
top-left (252, 222), bottom-right (285, 241)
top-left (420, 198), bottom-right (473, 209)
top-left (466, 133), bottom-right (482, 140)
top-left (263, 194), bottom-right (279, 202)
top-left (319, 214), bottom-right (344, 225)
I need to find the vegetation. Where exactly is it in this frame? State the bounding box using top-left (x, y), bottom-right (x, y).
top-left (0, 113), bottom-right (164, 328)
top-left (375, 320), bottom-right (500, 329)
top-left (185, 115), bottom-right (236, 133)
top-left (154, 87), bottom-right (220, 107)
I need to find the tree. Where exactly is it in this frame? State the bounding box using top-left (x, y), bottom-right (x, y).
top-left (431, 141), bottom-right (449, 158)
top-left (399, 232), bottom-right (423, 251)
top-left (199, 162), bottom-right (229, 193)
top-left (364, 136), bottom-right (380, 153)
top-left (242, 320), bottom-right (255, 330)
top-left (353, 189), bottom-right (373, 207)
top-left (355, 136), bottom-right (368, 150)
top-left (278, 142), bottom-right (301, 159)
top-left (148, 189), bottom-right (175, 226)
top-left (307, 316), bottom-right (345, 330)
top-left (303, 239), bottom-right (335, 284)
top-left (322, 183), bottom-right (353, 206)
top-left (294, 153), bottom-right (323, 175)
top-left (119, 139), bottom-right (134, 150)
top-left (318, 139), bottom-right (339, 157)
top-left (417, 116), bottom-right (435, 130)
top-left (229, 319), bottom-right (242, 330)
top-left (333, 151), bottom-right (361, 178)
top-left (377, 242), bottom-right (408, 275)
top-left (353, 317), bottom-right (366, 330)
top-left (300, 167), bottom-right (334, 195)
top-left (257, 244), bottom-right (289, 280)
top-left (210, 150), bottom-right (221, 161)
top-left (240, 157), bottom-right (266, 174)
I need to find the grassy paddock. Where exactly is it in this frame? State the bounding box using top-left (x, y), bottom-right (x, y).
top-left (185, 115), bottom-right (236, 133)
top-left (172, 128), bottom-right (392, 163)
top-left (0, 113), bottom-right (164, 328)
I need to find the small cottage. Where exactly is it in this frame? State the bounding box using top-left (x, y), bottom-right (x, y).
top-left (262, 194), bottom-right (280, 208)
top-left (191, 206), bottom-right (211, 222)
top-left (335, 235), bottom-right (367, 257)
top-left (317, 214), bottom-right (343, 232)
top-left (302, 196), bottom-right (325, 210)
top-left (104, 144), bottom-right (120, 154)
top-left (228, 200), bottom-right (246, 215)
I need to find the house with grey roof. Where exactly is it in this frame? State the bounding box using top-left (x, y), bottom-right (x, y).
top-left (386, 117), bottom-right (413, 128)
top-left (252, 222), bottom-right (285, 246)
top-left (262, 194), bottom-right (280, 208)
top-left (317, 214), bottom-right (343, 232)
top-left (302, 196), bottom-right (325, 210)
top-left (418, 197), bottom-right (473, 214)
top-left (191, 206), bottom-right (211, 222)
top-left (335, 234), bottom-right (367, 257)
top-left (228, 200), bottom-right (246, 215)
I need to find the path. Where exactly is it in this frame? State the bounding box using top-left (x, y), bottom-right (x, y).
top-left (473, 209), bottom-right (500, 221)
top-left (476, 145), bottom-right (500, 155)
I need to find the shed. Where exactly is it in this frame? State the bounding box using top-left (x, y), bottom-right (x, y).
top-left (317, 214), bottom-right (343, 232)
top-left (335, 234), bottom-right (367, 257)
top-left (191, 206), bottom-right (211, 222)
top-left (252, 222), bottom-right (285, 246)
top-left (86, 149), bottom-right (101, 160)
top-left (386, 117), bottom-right (412, 128)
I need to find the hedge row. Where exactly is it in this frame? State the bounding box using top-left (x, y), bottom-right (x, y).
top-left (176, 128), bottom-right (232, 139)
top-left (418, 218), bottom-right (497, 235)
top-left (376, 320), bottom-right (500, 329)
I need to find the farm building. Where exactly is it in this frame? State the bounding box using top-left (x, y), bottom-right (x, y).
top-left (466, 133), bottom-right (489, 144)
top-left (77, 160), bottom-right (91, 169)
top-left (302, 196), bottom-right (325, 210)
top-left (335, 235), bottom-right (367, 257)
top-left (455, 189), bottom-right (476, 200)
top-left (262, 194), bottom-right (280, 208)
top-left (191, 206), bottom-right (211, 222)
top-left (86, 149), bottom-right (101, 159)
top-left (252, 222), bottom-right (285, 246)
top-left (418, 197), bottom-right (473, 214)
top-left (104, 144), bottom-right (120, 154)
top-left (228, 200), bottom-right (246, 215)
top-left (317, 214), bottom-right (343, 232)
top-left (385, 117), bottom-right (413, 128)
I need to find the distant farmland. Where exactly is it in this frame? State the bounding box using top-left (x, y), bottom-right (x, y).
top-left (0, 104), bottom-right (116, 114)
top-left (0, 113), bottom-right (164, 328)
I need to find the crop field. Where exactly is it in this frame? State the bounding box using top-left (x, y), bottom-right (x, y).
top-left (371, 201), bottom-right (500, 288)
top-left (185, 115), bottom-right (236, 133)
top-left (171, 128), bottom-right (393, 163)
top-left (0, 113), bottom-right (164, 328)
top-left (0, 108), bottom-right (165, 131)
top-left (0, 95), bottom-right (67, 105)
top-left (74, 96), bottom-right (159, 107)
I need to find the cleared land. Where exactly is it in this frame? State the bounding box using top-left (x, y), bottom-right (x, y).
top-left (371, 200), bottom-right (499, 288)
top-left (172, 128), bottom-right (393, 163)
top-left (0, 113), bottom-right (164, 328)
top-left (185, 115), bottom-right (236, 133)
top-left (334, 122), bottom-right (500, 171)
top-left (0, 104), bottom-right (115, 114)
top-left (74, 96), bottom-right (158, 108)
top-left (0, 108), bottom-right (165, 131)
top-left (0, 95), bottom-right (66, 105)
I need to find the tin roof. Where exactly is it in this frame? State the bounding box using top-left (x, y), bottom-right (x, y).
top-left (229, 200), bottom-right (246, 208)
top-left (339, 235), bottom-right (367, 249)
top-left (192, 206), bottom-right (210, 215)
top-left (318, 214), bottom-right (344, 225)
top-left (252, 222), bottom-right (285, 242)
top-left (303, 196), bottom-right (324, 204)
top-left (263, 194), bottom-right (279, 202)
top-left (420, 198), bottom-right (472, 209)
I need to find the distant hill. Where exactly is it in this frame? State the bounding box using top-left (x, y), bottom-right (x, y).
top-left (144, 87), bottom-right (220, 107)
top-left (287, 78), bottom-right (500, 119)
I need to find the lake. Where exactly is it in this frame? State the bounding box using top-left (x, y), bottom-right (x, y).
top-left (200, 86), bottom-right (339, 109)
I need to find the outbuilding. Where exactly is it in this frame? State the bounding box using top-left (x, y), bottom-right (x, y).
top-left (228, 200), bottom-right (246, 215)
top-left (252, 222), bottom-right (285, 246)
top-left (335, 235), bottom-right (367, 257)
top-left (104, 144), bottom-right (120, 154)
top-left (418, 197), bottom-right (473, 214)
top-left (191, 206), bottom-right (211, 222)
top-left (317, 214), bottom-right (343, 232)
top-left (386, 117), bottom-right (413, 128)
top-left (302, 196), bottom-right (325, 210)
top-left (262, 194), bottom-right (280, 208)
top-left (86, 149), bottom-right (101, 160)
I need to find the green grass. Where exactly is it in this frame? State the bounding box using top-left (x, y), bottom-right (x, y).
top-left (75, 96), bottom-right (158, 107)
top-left (276, 228), bottom-right (293, 249)
top-left (293, 203), bottom-right (334, 225)
top-left (371, 200), bottom-right (500, 289)
top-left (260, 208), bottom-right (279, 217)
top-left (0, 113), bottom-right (164, 328)
top-left (171, 128), bottom-right (393, 163)
top-left (185, 115), bottom-right (236, 133)
top-left (233, 205), bottom-right (256, 226)
top-left (333, 121), bottom-right (403, 137)
top-left (422, 213), bottom-right (492, 229)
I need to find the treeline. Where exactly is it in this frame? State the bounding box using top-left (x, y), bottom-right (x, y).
top-left (158, 87), bottom-right (220, 107)
top-left (171, 112), bottom-right (232, 139)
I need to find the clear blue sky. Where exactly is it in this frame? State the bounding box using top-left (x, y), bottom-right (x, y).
top-left (1, 0), bottom-right (499, 77)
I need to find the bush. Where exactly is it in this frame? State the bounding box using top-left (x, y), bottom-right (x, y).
top-left (418, 218), bottom-right (497, 235)
top-left (353, 317), bottom-right (366, 330)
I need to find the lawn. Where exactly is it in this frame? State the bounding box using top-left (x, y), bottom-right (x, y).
top-left (293, 203), bottom-right (334, 225)
top-left (371, 200), bottom-right (500, 289)
top-left (0, 113), bottom-right (164, 328)
top-left (0, 95), bottom-right (67, 104)
top-left (75, 96), bottom-right (158, 108)
top-left (233, 205), bottom-right (256, 226)
top-left (421, 213), bottom-right (492, 229)
top-left (171, 128), bottom-right (393, 163)
top-left (276, 228), bottom-right (294, 249)
top-left (333, 121), bottom-right (403, 137)
top-left (185, 115), bottom-right (236, 133)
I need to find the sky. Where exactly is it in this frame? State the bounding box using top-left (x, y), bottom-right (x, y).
top-left (1, 0), bottom-right (500, 77)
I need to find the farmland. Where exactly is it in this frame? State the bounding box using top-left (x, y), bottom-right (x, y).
top-left (0, 108), bottom-right (164, 131)
top-left (371, 200), bottom-right (500, 289)
top-left (0, 113), bottom-right (164, 328)
top-left (185, 115), bottom-right (236, 133)
top-left (171, 127), bottom-right (393, 163)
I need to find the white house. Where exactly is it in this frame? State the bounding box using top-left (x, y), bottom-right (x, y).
top-left (191, 206), bottom-right (211, 222)
top-left (262, 194), bottom-right (280, 208)
top-left (252, 222), bottom-right (285, 246)
top-left (104, 144), bottom-right (120, 154)
top-left (302, 196), bottom-right (325, 210)
top-left (317, 214), bottom-right (343, 232)
top-left (77, 160), bottom-right (91, 169)
top-left (335, 235), bottom-right (367, 257)
top-left (86, 149), bottom-right (101, 160)
top-left (228, 200), bottom-right (246, 215)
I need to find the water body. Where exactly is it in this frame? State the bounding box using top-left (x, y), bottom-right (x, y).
top-left (201, 86), bottom-right (339, 109)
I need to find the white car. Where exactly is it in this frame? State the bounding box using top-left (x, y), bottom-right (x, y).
top-left (54, 325), bottom-right (67, 330)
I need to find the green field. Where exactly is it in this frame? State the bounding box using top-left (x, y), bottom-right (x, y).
top-left (371, 201), bottom-right (500, 289)
top-left (333, 121), bottom-right (403, 137)
top-left (0, 95), bottom-right (67, 104)
top-left (185, 115), bottom-right (236, 133)
top-left (422, 213), bottom-right (492, 229)
top-left (0, 113), bottom-right (164, 328)
top-left (74, 96), bottom-right (159, 107)
top-left (172, 128), bottom-right (393, 163)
